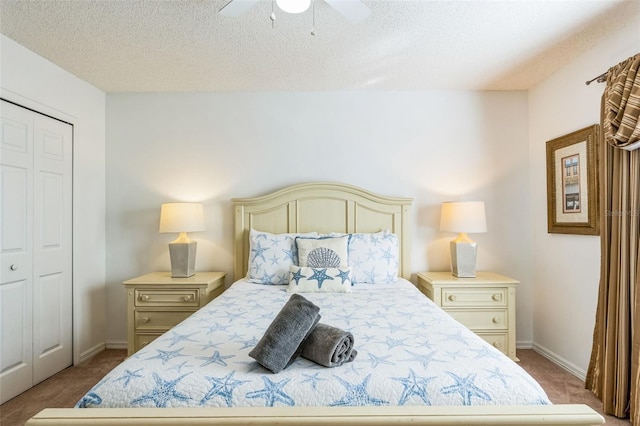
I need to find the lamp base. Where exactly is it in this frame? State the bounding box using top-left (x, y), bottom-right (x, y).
top-left (168, 240), bottom-right (197, 278)
top-left (450, 239), bottom-right (477, 278)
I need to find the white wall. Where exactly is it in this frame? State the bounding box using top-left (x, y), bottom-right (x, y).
top-left (105, 91), bottom-right (533, 345)
top-left (528, 19), bottom-right (640, 378)
top-left (1, 35), bottom-right (107, 362)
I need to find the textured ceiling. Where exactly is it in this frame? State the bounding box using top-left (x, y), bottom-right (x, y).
top-left (1, 0), bottom-right (639, 92)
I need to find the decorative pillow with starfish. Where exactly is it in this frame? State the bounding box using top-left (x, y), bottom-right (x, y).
top-left (287, 265), bottom-right (353, 293)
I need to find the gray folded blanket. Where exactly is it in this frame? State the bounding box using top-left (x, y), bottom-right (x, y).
top-left (249, 294), bottom-right (320, 373)
top-left (301, 323), bottom-right (357, 368)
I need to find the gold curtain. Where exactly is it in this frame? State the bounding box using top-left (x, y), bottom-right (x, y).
top-left (586, 53), bottom-right (640, 425)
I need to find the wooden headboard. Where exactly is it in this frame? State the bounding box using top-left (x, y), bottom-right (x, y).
top-left (231, 182), bottom-right (413, 281)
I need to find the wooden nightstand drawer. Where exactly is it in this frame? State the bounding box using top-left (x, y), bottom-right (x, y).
top-left (441, 288), bottom-right (507, 307)
top-left (135, 333), bottom-right (162, 350)
top-left (447, 309), bottom-right (508, 330)
top-left (134, 310), bottom-right (192, 330)
top-left (134, 289), bottom-right (199, 307)
top-left (476, 332), bottom-right (508, 353)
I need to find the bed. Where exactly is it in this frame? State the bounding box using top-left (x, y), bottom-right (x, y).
top-left (27, 182), bottom-right (604, 425)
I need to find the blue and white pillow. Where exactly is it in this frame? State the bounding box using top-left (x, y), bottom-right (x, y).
top-left (287, 265), bottom-right (353, 293)
top-left (247, 229), bottom-right (318, 285)
top-left (348, 231), bottom-right (399, 284)
top-left (296, 235), bottom-right (349, 268)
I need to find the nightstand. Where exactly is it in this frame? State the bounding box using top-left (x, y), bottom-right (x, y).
top-left (123, 271), bottom-right (226, 356)
top-left (416, 271), bottom-right (519, 361)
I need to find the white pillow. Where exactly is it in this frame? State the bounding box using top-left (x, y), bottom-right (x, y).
top-left (287, 266), bottom-right (352, 293)
top-left (348, 231), bottom-right (399, 283)
top-left (296, 235), bottom-right (349, 268)
top-left (247, 229), bottom-right (318, 285)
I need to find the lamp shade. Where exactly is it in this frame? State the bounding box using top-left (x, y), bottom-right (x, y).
top-left (159, 203), bottom-right (205, 233)
top-left (276, 0), bottom-right (311, 13)
top-left (440, 201), bottom-right (487, 234)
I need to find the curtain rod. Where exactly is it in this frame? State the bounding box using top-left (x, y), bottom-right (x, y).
top-left (585, 71), bottom-right (608, 85)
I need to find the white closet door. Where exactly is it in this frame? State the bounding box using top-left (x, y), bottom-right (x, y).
top-left (32, 113), bottom-right (72, 384)
top-left (0, 100), bottom-right (73, 403)
top-left (0, 101), bottom-right (35, 404)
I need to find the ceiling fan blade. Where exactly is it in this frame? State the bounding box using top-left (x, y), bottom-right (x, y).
top-left (324, 0), bottom-right (371, 24)
top-left (219, 0), bottom-right (260, 17)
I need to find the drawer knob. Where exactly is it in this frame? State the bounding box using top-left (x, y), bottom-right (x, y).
top-left (492, 294), bottom-right (501, 301)
top-left (183, 295), bottom-right (193, 302)
top-left (10, 264), bottom-right (18, 271)
top-left (492, 317), bottom-right (501, 324)
top-left (448, 295), bottom-right (457, 301)
top-left (140, 295), bottom-right (150, 301)
top-left (493, 342), bottom-right (502, 348)
top-left (140, 317), bottom-right (150, 324)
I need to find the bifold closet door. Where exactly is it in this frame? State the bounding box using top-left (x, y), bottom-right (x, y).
top-left (0, 101), bottom-right (34, 404)
top-left (0, 100), bottom-right (72, 404)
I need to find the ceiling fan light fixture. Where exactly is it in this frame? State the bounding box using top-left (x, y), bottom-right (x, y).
top-left (276, 0), bottom-right (311, 14)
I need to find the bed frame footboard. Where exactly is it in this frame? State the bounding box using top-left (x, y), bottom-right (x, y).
top-left (27, 404), bottom-right (604, 425)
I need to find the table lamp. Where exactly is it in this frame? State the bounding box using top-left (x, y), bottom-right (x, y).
top-left (159, 202), bottom-right (205, 278)
top-left (440, 201), bottom-right (487, 278)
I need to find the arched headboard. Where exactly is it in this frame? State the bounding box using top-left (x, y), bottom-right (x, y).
top-left (231, 182), bottom-right (413, 281)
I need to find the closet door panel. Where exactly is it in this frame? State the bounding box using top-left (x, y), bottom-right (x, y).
top-left (0, 102), bottom-right (34, 403)
top-left (32, 114), bottom-right (72, 384)
top-left (1, 165), bottom-right (30, 253)
top-left (38, 274), bottom-right (62, 352)
top-left (0, 280), bottom-right (31, 368)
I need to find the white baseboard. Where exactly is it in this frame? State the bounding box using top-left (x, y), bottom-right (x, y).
top-left (532, 343), bottom-right (587, 381)
top-left (516, 340), bottom-right (533, 349)
top-left (79, 342), bottom-right (105, 364)
top-left (105, 340), bottom-right (128, 350)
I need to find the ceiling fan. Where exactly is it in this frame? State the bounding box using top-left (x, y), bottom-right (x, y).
top-left (219, 0), bottom-right (371, 24)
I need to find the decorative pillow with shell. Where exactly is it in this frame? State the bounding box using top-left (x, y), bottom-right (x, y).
top-left (295, 235), bottom-right (349, 268)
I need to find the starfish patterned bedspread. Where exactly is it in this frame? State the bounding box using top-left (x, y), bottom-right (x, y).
top-left (77, 279), bottom-right (551, 409)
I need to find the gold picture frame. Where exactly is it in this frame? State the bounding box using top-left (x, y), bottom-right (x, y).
top-left (546, 125), bottom-right (599, 235)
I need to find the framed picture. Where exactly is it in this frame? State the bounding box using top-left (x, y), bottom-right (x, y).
top-left (546, 125), bottom-right (599, 235)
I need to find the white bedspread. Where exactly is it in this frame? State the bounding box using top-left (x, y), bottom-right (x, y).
top-left (77, 279), bottom-right (550, 408)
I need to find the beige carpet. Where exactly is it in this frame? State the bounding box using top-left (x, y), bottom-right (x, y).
top-left (0, 349), bottom-right (630, 425)
top-left (0, 349), bottom-right (127, 426)
top-left (517, 350), bottom-right (630, 425)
